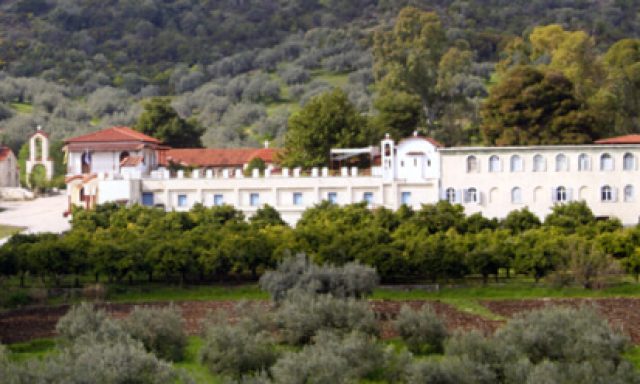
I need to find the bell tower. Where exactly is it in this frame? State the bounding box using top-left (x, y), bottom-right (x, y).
top-left (25, 126), bottom-right (54, 184)
top-left (381, 133), bottom-right (396, 182)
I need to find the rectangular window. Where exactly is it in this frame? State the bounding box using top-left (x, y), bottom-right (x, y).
top-left (250, 193), bottom-right (260, 207)
top-left (327, 192), bottom-right (338, 204)
top-left (142, 192), bottom-right (154, 206)
top-left (401, 191), bottom-right (411, 205)
top-left (293, 192), bottom-right (303, 206)
top-left (213, 194), bottom-right (224, 206)
top-left (177, 194), bottom-right (187, 207)
top-left (363, 192), bottom-right (374, 204)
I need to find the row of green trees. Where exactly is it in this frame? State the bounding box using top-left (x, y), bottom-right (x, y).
top-left (1, 200), bottom-right (639, 287)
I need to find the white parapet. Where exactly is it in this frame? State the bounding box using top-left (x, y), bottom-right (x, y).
top-left (282, 168), bottom-right (290, 177)
top-left (311, 167), bottom-right (319, 177)
top-left (351, 167), bottom-right (358, 177)
top-left (341, 167), bottom-right (349, 177)
top-left (293, 167), bottom-right (301, 177)
top-left (265, 169), bottom-right (271, 178)
top-left (236, 168), bottom-right (244, 178)
top-left (252, 168), bottom-right (260, 178)
top-left (322, 167), bottom-right (329, 177)
top-left (206, 169), bottom-right (213, 178)
top-left (192, 169), bottom-right (200, 179)
top-left (177, 170), bottom-right (184, 179)
top-left (222, 169), bottom-right (229, 178)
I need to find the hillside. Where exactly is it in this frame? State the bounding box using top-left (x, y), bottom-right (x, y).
top-left (0, 0), bottom-right (639, 152)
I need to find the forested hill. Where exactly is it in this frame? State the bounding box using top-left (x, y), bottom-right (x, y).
top-left (0, 0), bottom-right (639, 155)
top-left (2, 0), bottom-right (638, 83)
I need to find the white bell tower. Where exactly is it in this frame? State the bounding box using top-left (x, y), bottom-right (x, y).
top-left (381, 133), bottom-right (396, 182)
top-left (25, 126), bottom-right (54, 185)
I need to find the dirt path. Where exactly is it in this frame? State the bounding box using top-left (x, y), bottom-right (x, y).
top-left (0, 299), bottom-right (500, 344)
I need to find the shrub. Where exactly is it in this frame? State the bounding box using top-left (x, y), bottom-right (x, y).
top-left (406, 357), bottom-right (496, 384)
top-left (259, 254), bottom-right (378, 301)
top-left (55, 302), bottom-right (110, 343)
top-left (275, 290), bottom-right (378, 345)
top-left (122, 305), bottom-right (187, 361)
top-left (271, 331), bottom-right (386, 384)
top-left (199, 322), bottom-right (278, 377)
top-left (496, 306), bottom-right (629, 364)
top-left (43, 334), bottom-right (178, 383)
top-left (395, 305), bottom-right (448, 354)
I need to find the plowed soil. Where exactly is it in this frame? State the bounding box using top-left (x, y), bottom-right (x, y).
top-left (3, 298), bottom-right (638, 345)
top-left (481, 298), bottom-right (640, 344)
top-left (0, 300), bottom-right (500, 344)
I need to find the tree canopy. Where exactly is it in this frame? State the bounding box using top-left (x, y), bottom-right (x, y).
top-left (481, 66), bottom-right (598, 146)
top-left (135, 98), bottom-right (204, 148)
top-left (280, 89), bottom-right (369, 167)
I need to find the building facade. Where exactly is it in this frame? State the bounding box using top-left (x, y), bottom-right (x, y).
top-left (64, 127), bottom-right (640, 225)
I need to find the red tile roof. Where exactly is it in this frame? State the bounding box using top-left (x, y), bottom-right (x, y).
top-left (595, 135), bottom-right (640, 145)
top-left (65, 126), bottom-right (161, 144)
top-left (161, 148), bottom-right (279, 167)
top-left (0, 147), bottom-right (12, 161)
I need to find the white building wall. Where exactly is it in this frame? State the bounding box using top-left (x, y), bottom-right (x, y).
top-left (440, 145), bottom-right (640, 224)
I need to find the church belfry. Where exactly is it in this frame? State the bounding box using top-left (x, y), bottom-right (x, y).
top-left (25, 126), bottom-right (53, 184)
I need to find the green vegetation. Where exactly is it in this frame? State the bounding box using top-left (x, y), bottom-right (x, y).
top-left (0, 224), bottom-right (24, 239)
top-left (9, 102), bottom-right (33, 114)
top-left (2, 200), bottom-right (640, 301)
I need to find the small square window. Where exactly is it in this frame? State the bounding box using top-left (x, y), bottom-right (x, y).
top-left (327, 192), bottom-right (337, 204)
top-left (177, 194), bottom-right (188, 207)
top-left (401, 191), bottom-right (411, 205)
top-left (293, 192), bottom-right (303, 206)
top-left (213, 194), bottom-right (224, 206)
top-left (250, 193), bottom-right (260, 207)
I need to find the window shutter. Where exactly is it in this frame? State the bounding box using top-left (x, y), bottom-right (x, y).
top-left (612, 188), bottom-right (618, 202)
top-left (567, 188), bottom-right (574, 202)
top-left (456, 189), bottom-right (463, 204)
top-left (477, 192), bottom-right (483, 205)
top-left (551, 187), bottom-right (557, 202)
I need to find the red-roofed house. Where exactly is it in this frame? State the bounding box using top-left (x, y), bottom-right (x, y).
top-left (0, 146), bottom-right (19, 187)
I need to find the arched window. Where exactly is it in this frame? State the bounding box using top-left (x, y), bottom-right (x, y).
top-left (489, 155), bottom-right (501, 172)
top-left (511, 187), bottom-right (522, 204)
top-left (466, 156), bottom-right (478, 173)
top-left (510, 155), bottom-right (523, 172)
top-left (578, 154), bottom-right (590, 171)
top-left (555, 186), bottom-right (567, 202)
top-left (465, 187), bottom-right (478, 203)
top-left (625, 185), bottom-right (634, 202)
top-left (533, 154), bottom-right (546, 172)
top-left (624, 153), bottom-right (635, 171)
top-left (555, 154), bottom-right (568, 172)
top-left (601, 185), bottom-right (613, 201)
top-left (600, 153), bottom-right (614, 171)
top-left (446, 188), bottom-right (456, 203)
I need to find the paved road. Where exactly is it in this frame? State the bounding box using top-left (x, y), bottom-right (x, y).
top-left (0, 194), bottom-right (70, 238)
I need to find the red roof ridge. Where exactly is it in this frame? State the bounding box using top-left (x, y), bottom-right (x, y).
top-left (65, 126), bottom-right (161, 144)
top-left (0, 146), bottom-right (12, 161)
top-left (595, 134), bottom-right (640, 145)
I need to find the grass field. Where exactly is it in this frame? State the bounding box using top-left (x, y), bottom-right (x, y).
top-left (0, 224), bottom-right (25, 239)
top-left (9, 102), bottom-right (33, 114)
